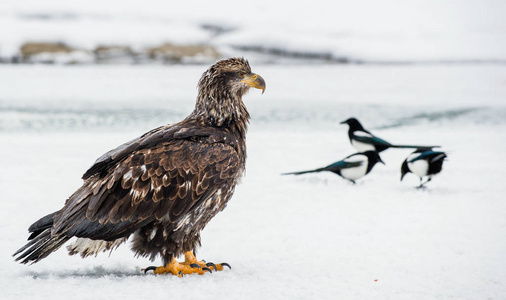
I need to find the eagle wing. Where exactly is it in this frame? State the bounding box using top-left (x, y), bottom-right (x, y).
top-left (51, 137), bottom-right (241, 241)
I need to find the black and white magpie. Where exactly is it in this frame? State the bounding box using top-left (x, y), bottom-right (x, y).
top-left (341, 117), bottom-right (439, 153)
top-left (282, 151), bottom-right (384, 184)
top-left (401, 148), bottom-right (447, 188)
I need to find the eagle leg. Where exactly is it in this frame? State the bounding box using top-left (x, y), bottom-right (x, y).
top-left (143, 251), bottom-right (230, 276)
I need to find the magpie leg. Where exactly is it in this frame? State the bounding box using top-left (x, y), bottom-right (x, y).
top-left (417, 177), bottom-right (431, 189)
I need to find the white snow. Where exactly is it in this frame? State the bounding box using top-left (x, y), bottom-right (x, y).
top-left (1, 0), bottom-right (506, 63)
top-left (1, 64), bottom-right (506, 299)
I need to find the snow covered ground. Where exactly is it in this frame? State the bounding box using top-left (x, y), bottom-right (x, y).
top-left (1, 0), bottom-right (506, 63)
top-left (1, 64), bottom-right (506, 299)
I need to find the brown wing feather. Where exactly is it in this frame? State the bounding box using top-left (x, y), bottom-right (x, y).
top-left (51, 138), bottom-right (240, 240)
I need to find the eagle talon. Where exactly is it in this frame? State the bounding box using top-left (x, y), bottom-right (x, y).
top-left (143, 266), bottom-right (157, 274)
top-left (202, 267), bottom-right (212, 273)
top-left (206, 262), bottom-right (217, 270)
top-left (190, 263), bottom-right (201, 269)
top-left (221, 263), bottom-right (231, 269)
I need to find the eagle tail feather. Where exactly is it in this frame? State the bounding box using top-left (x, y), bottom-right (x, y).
top-left (13, 212), bottom-right (70, 264)
top-left (27, 211), bottom-right (58, 240)
top-left (13, 228), bottom-right (70, 264)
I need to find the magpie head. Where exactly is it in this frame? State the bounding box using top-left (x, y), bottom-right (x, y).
top-left (400, 159), bottom-right (410, 181)
top-left (340, 117), bottom-right (365, 131)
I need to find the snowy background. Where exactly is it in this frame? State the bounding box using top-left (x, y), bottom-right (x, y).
top-left (1, 1), bottom-right (506, 299)
top-left (1, 0), bottom-right (506, 64)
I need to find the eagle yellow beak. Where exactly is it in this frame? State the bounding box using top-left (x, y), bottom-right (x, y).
top-left (241, 73), bottom-right (266, 94)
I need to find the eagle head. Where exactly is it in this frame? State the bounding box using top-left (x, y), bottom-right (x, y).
top-left (195, 57), bottom-right (265, 127)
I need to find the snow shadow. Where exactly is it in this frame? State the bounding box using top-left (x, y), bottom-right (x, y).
top-left (22, 265), bottom-right (145, 279)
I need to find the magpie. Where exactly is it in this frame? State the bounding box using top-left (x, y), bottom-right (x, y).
top-left (340, 117), bottom-right (439, 153)
top-left (282, 151), bottom-right (384, 184)
top-left (401, 148), bottom-right (447, 188)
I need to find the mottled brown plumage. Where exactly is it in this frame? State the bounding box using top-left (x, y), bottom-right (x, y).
top-left (13, 57), bottom-right (265, 266)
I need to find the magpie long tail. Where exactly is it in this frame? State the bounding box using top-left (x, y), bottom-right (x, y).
top-left (13, 211), bottom-right (69, 264)
top-left (282, 167), bottom-right (326, 175)
top-left (390, 144), bottom-right (440, 150)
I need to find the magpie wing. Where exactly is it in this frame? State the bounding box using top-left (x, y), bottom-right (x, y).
top-left (353, 131), bottom-right (392, 147)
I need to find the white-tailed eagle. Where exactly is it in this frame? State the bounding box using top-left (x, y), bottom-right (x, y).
top-left (13, 57), bottom-right (266, 276)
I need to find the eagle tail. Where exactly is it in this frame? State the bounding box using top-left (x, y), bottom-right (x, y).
top-left (282, 167), bottom-right (326, 175)
top-left (13, 211), bottom-right (70, 264)
top-left (13, 229), bottom-right (70, 264)
top-left (27, 211), bottom-right (57, 239)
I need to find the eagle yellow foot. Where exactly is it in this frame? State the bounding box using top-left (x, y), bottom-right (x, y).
top-left (143, 251), bottom-right (231, 276)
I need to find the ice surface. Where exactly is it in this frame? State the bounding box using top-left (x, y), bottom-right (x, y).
top-left (1, 64), bottom-right (506, 299)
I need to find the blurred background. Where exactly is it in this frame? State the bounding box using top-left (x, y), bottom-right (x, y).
top-left (1, 1), bottom-right (506, 299)
top-left (1, 0), bottom-right (505, 131)
top-left (1, 0), bottom-right (505, 64)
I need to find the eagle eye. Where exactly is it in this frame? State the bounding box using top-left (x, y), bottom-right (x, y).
top-left (238, 71), bottom-right (246, 78)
